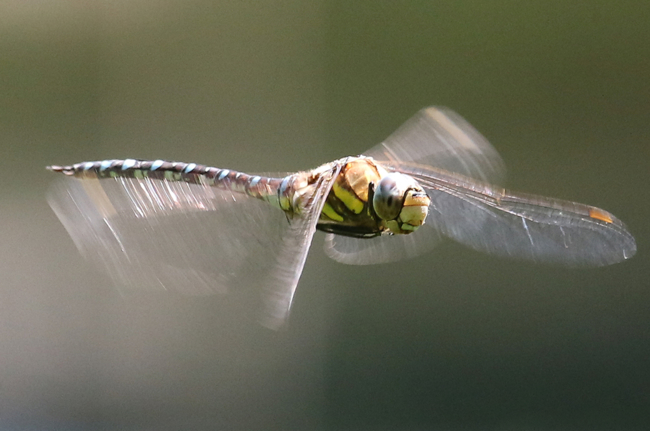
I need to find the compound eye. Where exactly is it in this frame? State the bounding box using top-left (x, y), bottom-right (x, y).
top-left (373, 173), bottom-right (408, 221)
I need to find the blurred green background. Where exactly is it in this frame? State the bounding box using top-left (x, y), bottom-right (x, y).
top-left (1, 1), bottom-right (649, 430)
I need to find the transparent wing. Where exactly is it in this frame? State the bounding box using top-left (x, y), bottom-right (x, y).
top-left (326, 106), bottom-right (506, 265)
top-left (47, 173), bottom-right (291, 296)
top-left (405, 166), bottom-right (636, 267)
top-left (260, 164), bottom-right (341, 330)
top-left (364, 106), bottom-right (506, 184)
top-left (323, 224), bottom-right (442, 265)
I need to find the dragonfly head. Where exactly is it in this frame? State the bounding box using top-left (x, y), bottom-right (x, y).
top-left (372, 173), bottom-right (430, 234)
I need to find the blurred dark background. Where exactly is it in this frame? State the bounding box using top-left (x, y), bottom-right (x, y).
top-left (1, 1), bottom-right (649, 430)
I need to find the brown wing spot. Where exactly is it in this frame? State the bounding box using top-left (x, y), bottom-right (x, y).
top-left (589, 208), bottom-right (613, 223)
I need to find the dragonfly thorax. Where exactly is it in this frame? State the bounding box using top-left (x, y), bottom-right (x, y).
top-left (311, 157), bottom-right (430, 237)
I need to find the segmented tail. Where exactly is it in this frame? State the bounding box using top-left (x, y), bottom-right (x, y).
top-left (47, 159), bottom-right (286, 204)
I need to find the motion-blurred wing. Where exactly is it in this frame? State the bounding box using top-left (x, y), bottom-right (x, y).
top-left (364, 106), bottom-right (506, 184)
top-left (260, 165), bottom-right (341, 329)
top-left (408, 167), bottom-right (636, 267)
top-left (323, 224), bottom-right (442, 265)
top-left (48, 173), bottom-right (290, 296)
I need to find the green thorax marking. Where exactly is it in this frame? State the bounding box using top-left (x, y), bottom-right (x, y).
top-left (317, 158), bottom-right (388, 238)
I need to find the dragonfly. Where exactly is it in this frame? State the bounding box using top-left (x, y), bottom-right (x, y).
top-left (47, 107), bottom-right (636, 329)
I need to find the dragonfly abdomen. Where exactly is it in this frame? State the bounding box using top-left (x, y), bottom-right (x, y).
top-left (48, 159), bottom-right (285, 205)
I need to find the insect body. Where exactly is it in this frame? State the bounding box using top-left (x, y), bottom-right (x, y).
top-left (48, 107), bottom-right (636, 329)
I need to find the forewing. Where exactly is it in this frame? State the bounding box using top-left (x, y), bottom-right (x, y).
top-left (47, 173), bottom-right (290, 296)
top-left (365, 106), bottom-right (506, 184)
top-left (259, 165), bottom-right (341, 330)
top-left (408, 167), bottom-right (636, 267)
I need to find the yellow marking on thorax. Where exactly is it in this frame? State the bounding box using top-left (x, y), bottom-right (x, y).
top-left (332, 159), bottom-right (383, 215)
top-left (332, 182), bottom-right (364, 214)
top-left (322, 202), bottom-right (345, 221)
